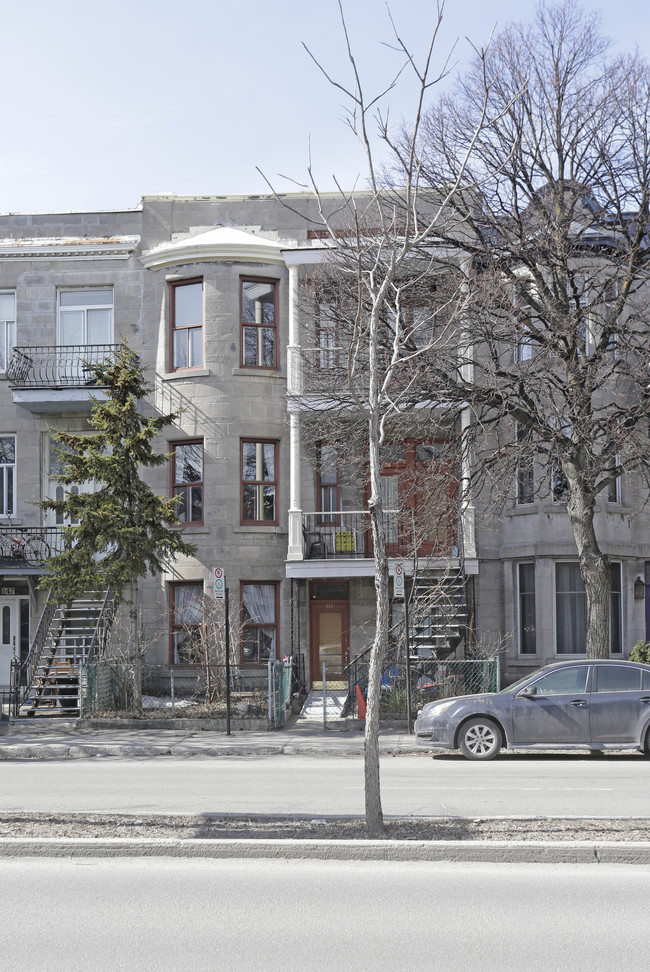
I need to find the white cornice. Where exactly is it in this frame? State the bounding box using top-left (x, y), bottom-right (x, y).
top-left (0, 237), bottom-right (140, 261)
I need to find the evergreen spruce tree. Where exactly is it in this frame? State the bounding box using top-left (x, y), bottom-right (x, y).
top-left (39, 341), bottom-right (197, 702)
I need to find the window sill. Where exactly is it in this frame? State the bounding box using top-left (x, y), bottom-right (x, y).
top-left (232, 367), bottom-right (284, 379)
top-left (233, 525), bottom-right (287, 535)
top-left (160, 369), bottom-right (211, 381)
top-left (170, 524), bottom-right (210, 534)
top-left (507, 505), bottom-right (537, 516)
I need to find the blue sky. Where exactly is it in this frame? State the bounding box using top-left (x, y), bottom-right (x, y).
top-left (3, 0), bottom-right (650, 214)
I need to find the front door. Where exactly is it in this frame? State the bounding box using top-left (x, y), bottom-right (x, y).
top-left (309, 585), bottom-right (349, 686)
top-left (0, 598), bottom-right (18, 689)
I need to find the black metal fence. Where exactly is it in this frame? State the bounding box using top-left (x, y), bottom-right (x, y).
top-left (7, 344), bottom-right (120, 388)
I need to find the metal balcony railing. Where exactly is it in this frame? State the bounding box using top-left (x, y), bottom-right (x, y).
top-left (0, 526), bottom-right (65, 566)
top-left (7, 344), bottom-right (120, 388)
top-left (302, 510), bottom-right (458, 560)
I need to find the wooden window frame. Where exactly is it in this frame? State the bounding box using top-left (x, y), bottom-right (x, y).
top-left (240, 581), bottom-right (279, 665)
top-left (240, 439), bottom-right (279, 526)
top-left (170, 278), bottom-right (203, 372)
top-left (169, 581), bottom-right (204, 666)
top-left (240, 276), bottom-right (279, 370)
top-left (171, 440), bottom-right (204, 526)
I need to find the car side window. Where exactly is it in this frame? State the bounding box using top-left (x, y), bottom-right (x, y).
top-left (532, 666), bottom-right (589, 696)
top-left (595, 665), bottom-right (642, 692)
top-left (643, 671), bottom-right (650, 691)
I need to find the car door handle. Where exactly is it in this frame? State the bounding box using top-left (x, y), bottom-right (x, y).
top-left (640, 698), bottom-right (650, 704)
top-left (569, 699), bottom-right (588, 707)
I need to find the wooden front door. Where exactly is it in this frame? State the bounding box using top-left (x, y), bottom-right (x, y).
top-left (309, 594), bottom-right (349, 686)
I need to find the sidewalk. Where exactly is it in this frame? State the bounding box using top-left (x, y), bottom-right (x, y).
top-left (0, 717), bottom-right (421, 760)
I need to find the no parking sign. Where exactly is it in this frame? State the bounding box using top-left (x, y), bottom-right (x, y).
top-left (393, 562), bottom-right (405, 599)
top-left (213, 567), bottom-right (225, 600)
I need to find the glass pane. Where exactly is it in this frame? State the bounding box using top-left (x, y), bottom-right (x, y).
top-left (174, 283), bottom-right (202, 327)
top-left (7, 468), bottom-right (13, 515)
top-left (242, 443), bottom-right (256, 482)
top-left (243, 327), bottom-right (257, 366)
top-left (262, 443), bottom-right (275, 481)
top-left (60, 310), bottom-right (84, 346)
top-left (320, 446), bottom-right (338, 485)
top-left (190, 485), bottom-right (203, 522)
top-left (2, 606), bottom-right (10, 645)
top-left (174, 585), bottom-right (202, 625)
top-left (519, 563), bottom-right (536, 654)
top-left (242, 584), bottom-right (275, 623)
top-left (173, 330), bottom-right (188, 369)
top-left (0, 293), bottom-right (15, 321)
top-left (175, 443), bottom-right (202, 484)
top-left (242, 280), bottom-right (275, 325)
top-left (263, 484), bottom-right (276, 520)
top-left (87, 308), bottom-right (112, 344)
top-left (60, 290), bottom-right (113, 306)
top-left (262, 328), bottom-right (275, 366)
top-left (188, 326), bottom-right (203, 367)
top-left (596, 665), bottom-right (640, 692)
top-left (174, 486), bottom-right (187, 522)
top-left (242, 483), bottom-right (257, 520)
top-left (534, 665), bottom-right (589, 695)
top-left (0, 437), bottom-right (14, 465)
top-left (259, 625), bottom-right (275, 660)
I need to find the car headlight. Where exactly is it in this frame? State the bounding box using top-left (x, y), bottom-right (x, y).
top-left (422, 700), bottom-right (456, 717)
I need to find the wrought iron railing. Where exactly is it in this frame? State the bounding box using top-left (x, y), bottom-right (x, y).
top-left (0, 525), bottom-right (64, 566)
top-left (10, 591), bottom-right (57, 713)
top-left (302, 510), bottom-right (456, 560)
top-left (7, 344), bottom-right (120, 388)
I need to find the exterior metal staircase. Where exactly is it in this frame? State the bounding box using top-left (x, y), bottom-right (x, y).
top-left (12, 590), bottom-right (117, 717)
top-left (409, 567), bottom-right (468, 663)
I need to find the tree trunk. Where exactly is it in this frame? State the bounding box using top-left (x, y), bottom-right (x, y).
top-left (130, 579), bottom-right (143, 713)
top-left (565, 469), bottom-right (610, 659)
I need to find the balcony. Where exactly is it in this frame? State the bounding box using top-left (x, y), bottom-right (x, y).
top-left (7, 344), bottom-right (120, 413)
top-left (287, 510), bottom-right (459, 579)
top-left (0, 526), bottom-right (65, 574)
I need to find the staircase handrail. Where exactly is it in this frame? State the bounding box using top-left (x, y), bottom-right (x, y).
top-left (84, 588), bottom-right (118, 663)
top-left (14, 591), bottom-right (58, 706)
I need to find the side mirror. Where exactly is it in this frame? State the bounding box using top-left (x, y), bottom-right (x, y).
top-left (517, 685), bottom-right (537, 698)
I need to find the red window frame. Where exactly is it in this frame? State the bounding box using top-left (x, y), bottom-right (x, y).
top-left (171, 440), bottom-right (204, 525)
top-left (240, 276), bottom-right (278, 369)
top-left (170, 278), bottom-right (203, 371)
top-left (240, 439), bottom-right (279, 525)
top-left (240, 581), bottom-right (279, 665)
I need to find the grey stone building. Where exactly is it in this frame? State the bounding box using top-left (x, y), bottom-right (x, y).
top-left (0, 192), bottom-right (646, 703)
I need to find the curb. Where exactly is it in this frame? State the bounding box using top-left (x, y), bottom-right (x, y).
top-left (1, 837), bottom-right (650, 863)
top-left (0, 744), bottom-right (423, 760)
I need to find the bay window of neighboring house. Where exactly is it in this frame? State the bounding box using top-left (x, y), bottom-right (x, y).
top-left (555, 561), bottom-right (622, 654)
top-left (241, 278), bottom-right (277, 368)
top-left (518, 562), bottom-right (536, 654)
top-left (0, 436), bottom-right (15, 517)
top-left (171, 441), bottom-right (203, 525)
top-left (170, 279), bottom-right (203, 370)
top-left (170, 582), bottom-right (204, 665)
top-left (241, 440), bottom-right (278, 525)
top-left (0, 292), bottom-right (16, 374)
top-left (241, 582), bottom-right (278, 664)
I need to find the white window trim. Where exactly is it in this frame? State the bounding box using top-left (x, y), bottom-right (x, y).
top-left (0, 290), bottom-right (16, 374)
top-left (0, 434), bottom-right (16, 518)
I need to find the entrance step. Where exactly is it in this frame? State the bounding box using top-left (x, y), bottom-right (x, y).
top-left (298, 689), bottom-right (349, 722)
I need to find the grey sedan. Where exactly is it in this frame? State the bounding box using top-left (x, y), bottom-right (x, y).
top-left (414, 659), bottom-right (650, 759)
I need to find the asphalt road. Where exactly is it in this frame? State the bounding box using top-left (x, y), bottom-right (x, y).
top-left (1, 857), bottom-right (648, 971)
top-left (0, 753), bottom-right (648, 817)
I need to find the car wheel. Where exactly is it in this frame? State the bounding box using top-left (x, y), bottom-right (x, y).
top-left (458, 717), bottom-right (502, 760)
top-left (643, 727), bottom-right (650, 757)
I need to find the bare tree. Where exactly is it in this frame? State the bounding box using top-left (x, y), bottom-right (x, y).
top-left (416, 1), bottom-right (650, 658)
top-left (265, 1), bottom-right (496, 834)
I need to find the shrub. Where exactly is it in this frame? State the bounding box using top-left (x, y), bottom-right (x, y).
top-left (628, 641), bottom-right (650, 664)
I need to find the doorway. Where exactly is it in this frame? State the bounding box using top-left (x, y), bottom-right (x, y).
top-left (0, 598), bottom-right (19, 689)
top-left (309, 581), bottom-right (349, 686)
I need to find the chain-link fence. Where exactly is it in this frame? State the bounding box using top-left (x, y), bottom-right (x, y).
top-left (80, 657), bottom-right (295, 727)
top-left (346, 657), bottom-right (500, 719)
